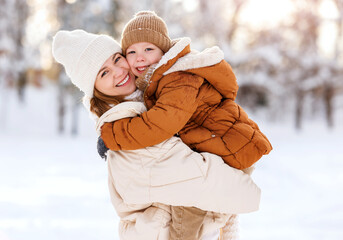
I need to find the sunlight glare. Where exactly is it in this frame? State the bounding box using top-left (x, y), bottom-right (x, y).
top-left (65, 0), bottom-right (77, 4)
top-left (26, 8), bottom-right (51, 45)
top-left (25, 0), bottom-right (58, 69)
top-left (182, 0), bottom-right (198, 12)
top-left (319, 0), bottom-right (339, 19)
top-left (318, 22), bottom-right (338, 58)
top-left (318, 0), bottom-right (340, 58)
top-left (172, 0), bottom-right (198, 12)
top-left (239, 0), bottom-right (294, 28)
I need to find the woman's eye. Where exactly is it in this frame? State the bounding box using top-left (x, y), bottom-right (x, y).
top-left (101, 71), bottom-right (108, 78)
top-left (114, 56), bottom-right (121, 63)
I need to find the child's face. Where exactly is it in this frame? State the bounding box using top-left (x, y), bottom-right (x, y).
top-left (126, 42), bottom-right (164, 77)
top-left (95, 53), bottom-right (136, 96)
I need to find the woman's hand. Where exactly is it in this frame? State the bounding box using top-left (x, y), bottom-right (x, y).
top-left (97, 136), bottom-right (109, 160)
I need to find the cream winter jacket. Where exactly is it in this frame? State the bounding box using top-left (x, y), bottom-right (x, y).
top-left (96, 101), bottom-right (261, 239)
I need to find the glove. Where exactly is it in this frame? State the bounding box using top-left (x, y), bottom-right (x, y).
top-left (97, 136), bottom-right (109, 160)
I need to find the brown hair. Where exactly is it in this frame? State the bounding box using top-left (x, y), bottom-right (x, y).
top-left (89, 88), bottom-right (125, 118)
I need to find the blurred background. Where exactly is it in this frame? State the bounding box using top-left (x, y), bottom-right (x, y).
top-left (1, 0), bottom-right (343, 239)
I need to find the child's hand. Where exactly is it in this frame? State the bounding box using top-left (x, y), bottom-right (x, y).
top-left (97, 136), bottom-right (109, 160)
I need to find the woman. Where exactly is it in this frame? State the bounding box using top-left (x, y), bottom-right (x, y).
top-left (52, 29), bottom-right (261, 240)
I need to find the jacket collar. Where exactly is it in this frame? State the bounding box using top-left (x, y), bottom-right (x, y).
top-left (154, 37), bottom-right (224, 75)
top-left (155, 37), bottom-right (192, 70)
top-left (164, 46), bottom-right (224, 75)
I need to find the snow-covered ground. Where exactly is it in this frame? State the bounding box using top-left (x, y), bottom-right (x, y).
top-left (1, 85), bottom-right (343, 240)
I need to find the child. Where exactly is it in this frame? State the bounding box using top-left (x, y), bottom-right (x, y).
top-left (100, 11), bottom-right (273, 239)
top-left (52, 29), bottom-right (261, 240)
top-left (101, 11), bottom-right (272, 169)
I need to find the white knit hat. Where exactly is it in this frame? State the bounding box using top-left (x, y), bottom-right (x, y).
top-left (52, 29), bottom-right (122, 97)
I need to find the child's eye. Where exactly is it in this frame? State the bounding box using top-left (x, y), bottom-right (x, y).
top-left (145, 48), bottom-right (153, 51)
top-left (126, 50), bottom-right (135, 55)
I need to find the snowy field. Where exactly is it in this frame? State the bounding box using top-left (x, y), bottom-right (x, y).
top-left (1, 85), bottom-right (343, 240)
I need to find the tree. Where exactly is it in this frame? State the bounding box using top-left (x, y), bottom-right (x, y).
top-left (0, 0), bottom-right (28, 130)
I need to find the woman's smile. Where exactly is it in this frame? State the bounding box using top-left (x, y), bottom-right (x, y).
top-left (94, 53), bottom-right (137, 96)
top-left (116, 74), bottom-right (130, 87)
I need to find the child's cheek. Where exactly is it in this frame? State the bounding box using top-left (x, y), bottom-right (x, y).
top-left (130, 66), bottom-right (135, 74)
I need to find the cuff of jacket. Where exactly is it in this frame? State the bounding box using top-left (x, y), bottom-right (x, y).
top-left (101, 122), bottom-right (120, 151)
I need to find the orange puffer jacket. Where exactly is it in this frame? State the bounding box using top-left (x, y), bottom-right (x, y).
top-left (102, 37), bottom-right (272, 169)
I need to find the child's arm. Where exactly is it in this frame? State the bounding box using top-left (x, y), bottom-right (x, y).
top-left (101, 72), bottom-right (204, 151)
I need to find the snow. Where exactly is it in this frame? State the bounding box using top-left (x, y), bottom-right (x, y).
top-left (239, 121), bottom-right (343, 240)
top-left (1, 85), bottom-right (343, 240)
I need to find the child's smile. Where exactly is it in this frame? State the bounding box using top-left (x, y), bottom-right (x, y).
top-left (126, 42), bottom-right (164, 77)
top-left (137, 66), bottom-right (148, 72)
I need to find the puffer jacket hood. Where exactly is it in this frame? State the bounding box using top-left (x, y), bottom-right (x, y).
top-left (138, 37), bottom-right (238, 100)
top-left (164, 38), bottom-right (238, 100)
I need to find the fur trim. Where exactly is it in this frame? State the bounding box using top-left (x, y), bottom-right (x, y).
top-left (123, 89), bottom-right (144, 102)
top-left (95, 102), bottom-right (147, 135)
top-left (82, 89), bottom-right (144, 125)
top-left (135, 64), bottom-right (157, 91)
top-left (155, 37), bottom-right (191, 70)
top-left (164, 46), bottom-right (224, 75)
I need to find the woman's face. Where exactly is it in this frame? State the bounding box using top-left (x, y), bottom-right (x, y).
top-left (94, 53), bottom-right (136, 96)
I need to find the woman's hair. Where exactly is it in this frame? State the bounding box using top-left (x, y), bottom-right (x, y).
top-left (89, 88), bottom-right (124, 118)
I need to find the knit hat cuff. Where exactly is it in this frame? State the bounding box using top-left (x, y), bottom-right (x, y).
top-left (122, 29), bottom-right (172, 54)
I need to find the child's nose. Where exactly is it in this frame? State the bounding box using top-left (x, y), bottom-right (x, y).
top-left (136, 54), bottom-right (145, 62)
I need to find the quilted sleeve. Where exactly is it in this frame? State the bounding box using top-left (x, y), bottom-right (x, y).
top-left (220, 100), bottom-right (273, 169)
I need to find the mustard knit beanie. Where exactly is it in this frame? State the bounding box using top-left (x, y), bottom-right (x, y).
top-left (52, 29), bottom-right (122, 97)
top-left (121, 11), bottom-right (172, 54)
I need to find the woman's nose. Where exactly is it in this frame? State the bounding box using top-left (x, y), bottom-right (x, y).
top-left (112, 66), bottom-right (124, 78)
